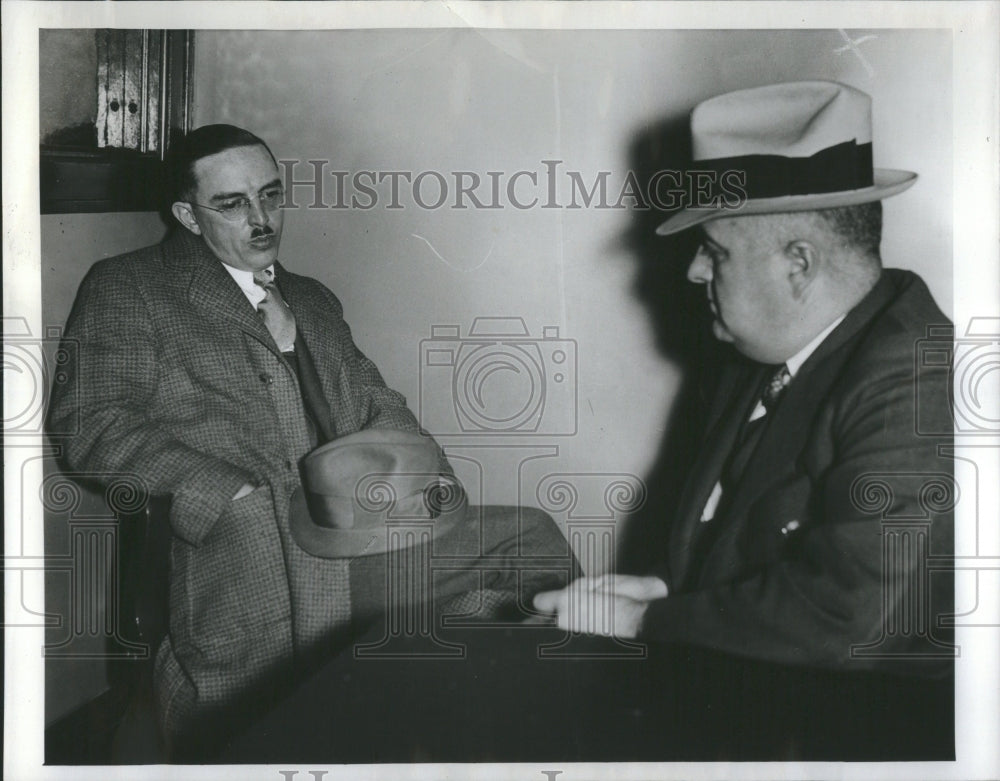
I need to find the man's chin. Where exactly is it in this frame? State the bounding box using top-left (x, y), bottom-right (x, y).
top-left (247, 244), bottom-right (280, 266)
top-left (234, 250), bottom-right (280, 273)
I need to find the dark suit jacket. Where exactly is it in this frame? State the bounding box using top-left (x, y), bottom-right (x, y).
top-left (641, 269), bottom-right (954, 676)
top-left (49, 228), bottom-right (429, 735)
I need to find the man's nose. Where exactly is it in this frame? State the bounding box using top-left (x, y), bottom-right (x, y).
top-left (247, 198), bottom-right (270, 227)
top-left (687, 247), bottom-right (712, 284)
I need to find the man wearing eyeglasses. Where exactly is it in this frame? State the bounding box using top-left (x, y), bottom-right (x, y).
top-left (48, 125), bottom-right (467, 753)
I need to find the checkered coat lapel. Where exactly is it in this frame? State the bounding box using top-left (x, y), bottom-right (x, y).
top-left (162, 228), bottom-right (279, 356)
top-left (274, 263), bottom-right (356, 432)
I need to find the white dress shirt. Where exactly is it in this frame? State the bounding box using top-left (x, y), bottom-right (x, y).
top-left (221, 262), bottom-right (274, 310)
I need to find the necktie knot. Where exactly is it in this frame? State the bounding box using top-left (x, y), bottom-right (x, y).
top-left (761, 364), bottom-right (791, 413)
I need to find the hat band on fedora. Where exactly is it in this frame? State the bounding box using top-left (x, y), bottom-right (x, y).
top-left (699, 140), bottom-right (874, 200)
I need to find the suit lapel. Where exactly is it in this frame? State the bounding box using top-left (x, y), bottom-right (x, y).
top-left (669, 359), bottom-right (767, 588)
top-left (160, 237), bottom-right (350, 421)
top-left (696, 273), bottom-right (900, 568)
top-left (162, 229), bottom-right (279, 354)
top-left (274, 263), bottom-right (361, 439)
top-left (275, 264), bottom-right (345, 380)
top-left (723, 360), bottom-right (837, 520)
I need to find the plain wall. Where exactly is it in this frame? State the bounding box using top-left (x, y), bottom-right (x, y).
top-left (39, 29), bottom-right (97, 142)
top-left (191, 27), bottom-right (952, 519)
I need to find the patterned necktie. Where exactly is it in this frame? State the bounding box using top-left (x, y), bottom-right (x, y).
top-left (253, 269), bottom-right (297, 352)
top-left (761, 364), bottom-right (791, 413)
top-left (721, 364), bottom-right (792, 492)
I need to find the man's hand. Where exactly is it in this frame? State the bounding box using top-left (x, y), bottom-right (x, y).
top-left (532, 575), bottom-right (668, 639)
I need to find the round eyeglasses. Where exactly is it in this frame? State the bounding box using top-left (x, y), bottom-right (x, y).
top-left (192, 187), bottom-right (285, 222)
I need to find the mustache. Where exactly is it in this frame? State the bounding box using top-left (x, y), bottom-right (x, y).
top-left (251, 226), bottom-right (275, 239)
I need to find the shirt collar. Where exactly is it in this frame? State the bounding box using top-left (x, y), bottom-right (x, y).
top-left (221, 262), bottom-right (274, 286)
top-left (785, 314), bottom-right (846, 378)
top-left (220, 263), bottom-right (275, 307)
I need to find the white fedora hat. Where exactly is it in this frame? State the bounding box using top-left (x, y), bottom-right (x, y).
top-left (655, 80), bottom-right (917, 236)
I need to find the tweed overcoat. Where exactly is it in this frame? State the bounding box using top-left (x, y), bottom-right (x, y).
top-left (641, 269), bottom-right (954, 676)
top-left (49, 228), bottom-right (428, 732)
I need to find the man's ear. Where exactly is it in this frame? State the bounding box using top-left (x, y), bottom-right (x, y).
top-left (784, 239), bottom-right (820, 297)
top-left (171, 201), bottom-right (202, 235)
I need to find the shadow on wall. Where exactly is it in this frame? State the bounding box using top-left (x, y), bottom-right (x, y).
top-left (616, 114), bottom-right (726, 574)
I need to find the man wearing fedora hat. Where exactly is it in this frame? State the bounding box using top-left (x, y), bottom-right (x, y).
top-left (49, 124), bottom-right (573, 754)
top-left (535, 81), bottom-right (953, 753)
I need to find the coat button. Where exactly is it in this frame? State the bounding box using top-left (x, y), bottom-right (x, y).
top-left (284, 460), bottom-right (294, 470)
top-left (259, 372), bottom-right (273, 384)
